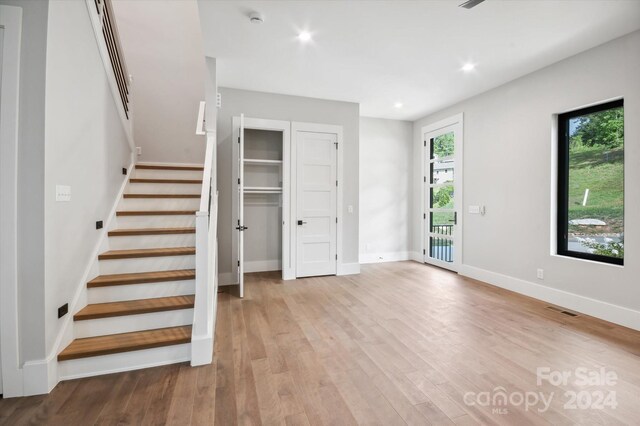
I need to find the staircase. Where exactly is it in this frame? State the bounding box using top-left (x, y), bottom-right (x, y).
top-left (57, 163), bottom-right (203, 377)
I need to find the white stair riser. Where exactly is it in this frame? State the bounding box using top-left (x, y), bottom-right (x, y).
top-left (99, 255), bottom-right (195, 275)
top-left (88, 280), bottom-right (196, 304)
top-left (127, 182), bottom-right (202, 194)
top-left (58, 344), bottom-right (191, 381)
top-left (108, 234), bottom-right (196, 250)
top-left (133, 169), bottom-right (203, 180)
top-left (114, 215), bottom-right (196, 229)
top-left (118, 197), bottom-right (200, 211)
top-left (74, 309), bottom-right (194, 338)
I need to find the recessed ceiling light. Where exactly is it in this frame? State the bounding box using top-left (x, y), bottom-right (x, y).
top-left (298, 31), bottom-right (312, 42)
top-left (394, 102), bottom-right (403, 108)
top-left (461, 63), bottom-right (476, 72)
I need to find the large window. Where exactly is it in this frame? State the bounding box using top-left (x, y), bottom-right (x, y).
top-left (557, 99), bottom-right (624, 265)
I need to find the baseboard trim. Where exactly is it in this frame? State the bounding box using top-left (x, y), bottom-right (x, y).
top-left (409, 251), bottom-right (423, 262)
top-left (218, 272), bottom-right (237, 286)
top-left (360, 251), bottom-right (409, 264)
top-left (244, 260), bottom-right (281, 273)
top-left (459, 264), bottom-right (640, 331)
top-left (337, 262), bottom-right (360, 276)
top-left (22, 352), bottom-right (57, 396)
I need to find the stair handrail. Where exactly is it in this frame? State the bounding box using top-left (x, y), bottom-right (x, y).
top-left (192, 102), bottom-right (217, 365)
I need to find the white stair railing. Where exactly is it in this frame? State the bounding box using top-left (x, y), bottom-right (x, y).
top-left (191, 102), bottom-right (218, 365)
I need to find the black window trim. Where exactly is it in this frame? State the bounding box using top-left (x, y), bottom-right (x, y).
top-left (557, 98), bottom-right (624, 266)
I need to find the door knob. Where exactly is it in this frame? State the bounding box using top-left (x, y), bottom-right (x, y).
top-left (297, 220), bottom-right (307, 225)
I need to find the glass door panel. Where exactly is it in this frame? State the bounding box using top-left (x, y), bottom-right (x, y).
top-left (424, 126), bottom-right (460, 271)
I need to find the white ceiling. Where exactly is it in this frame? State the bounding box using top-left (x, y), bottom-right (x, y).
top-left (197, 1), bottom-right (640, 121)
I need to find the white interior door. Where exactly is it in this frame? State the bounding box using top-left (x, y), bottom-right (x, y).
top-left (423, 116), bottom-right (463, 272)
top-left (295, 131), bottom-right (337, 277)
top-left (237, 114), bottom-right (245, 297)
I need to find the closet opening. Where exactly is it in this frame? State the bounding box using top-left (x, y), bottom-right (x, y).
top-left (232, 116), bottom-right (292, 297)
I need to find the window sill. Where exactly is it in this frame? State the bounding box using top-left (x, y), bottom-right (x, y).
top-left (551, 253), bottom-right (624, 269)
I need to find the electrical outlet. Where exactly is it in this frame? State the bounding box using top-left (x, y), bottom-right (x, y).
top-left (136, 146), bottom-right (142, 156)
top-left (122, 167), bottom-right (127, 175)
top-left (469, 205), bottom-right (480, 214)
top-left (537, 269), bottom-right (544, 280)
top-left (96, 220), bottom-right (103, 230)
top-left (58, 303), bottom-right (68, 318)
top-left (348, 205), bottom-right (353, 214)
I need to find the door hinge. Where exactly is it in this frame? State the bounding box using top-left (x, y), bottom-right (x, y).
top-left (237, 136), bottom-right (240, 144)
top-left (335, 142), bottom-right (338, 150)
top-left (423, 213), bottom-right (426, 219)
top-left (423, 176), bottom-right (426, 183)
top-left (336, 217), bottom-right (338, 223)
top-left (423, 249), bottom-right (426, 255)
top-left (237, 260), bottom-right (240, 266)
top-left (424, 140), bottom-right (426, 147)
top-left (335, 254), bottom-right (338, 260)
top-left (336, 180), bottom-right (338, 187)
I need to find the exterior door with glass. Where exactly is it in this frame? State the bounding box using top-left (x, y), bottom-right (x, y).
top-left (423, 115), bottom-right (463, 272)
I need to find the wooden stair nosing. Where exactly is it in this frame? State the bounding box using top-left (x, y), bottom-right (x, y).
top-left (98, 247), bottom-right (195, 260)
top-left (74, 295), bottom-right (195, 321)
top-left (57, 325), bottom-right (192, 361)
top-left (123, 193), bottom-right (200, 199)
top-left (129, 178), bottom-right (202, 184)
top-left (108, 227), bottom-right (195, 237)
top-left (116, 210), bottom-right (197, 216)
top-left (87, 269), bottom-right (196, 288)
top-left (135, 164), bottom-right (204, 171)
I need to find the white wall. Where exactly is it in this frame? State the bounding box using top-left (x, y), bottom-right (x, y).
top-left (0, 0), bottom-right (48, 365)
top-left (111, 0), bottom-right (206, 164)
top-left (412, 31), bottom-right (640, 328)
top-left (359, 117), bottom-right (412, 263)
top-left (216, 87), bottom-right (360, 281)
top-left (43, 0), bottom-right (132, 357)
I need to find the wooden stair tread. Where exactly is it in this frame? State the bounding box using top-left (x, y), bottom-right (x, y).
top-left (88, 269), bottom-right (195, 288)
top-left (130, 178), bottom-right (202, 184)
top-left (116, 210), bottom-right (197, 216)
top-left (98, 247), bottom-right (195, 260)
top-left (136, 164), bottom-right (204, 171)
top-left (58, 325), bottom-right (192, 361)
top-left (108, 227), bottom-right (195, 236)
top-left (74, 295), bottom-right (195, 321)
top-left (123, 193), bottom-right (200, 198)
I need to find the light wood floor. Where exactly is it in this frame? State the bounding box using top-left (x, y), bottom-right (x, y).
top-left (2, 261), bottom-right (640, 425)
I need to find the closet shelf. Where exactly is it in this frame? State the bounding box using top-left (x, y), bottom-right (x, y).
top-left (244, 186), bottom-right (282, 194)
top-left (244, 159), bottom-right (283, 165)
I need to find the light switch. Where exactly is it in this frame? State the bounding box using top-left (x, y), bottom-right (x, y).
top-left (56, 185), bottom-right (71, 202)
top-left (348, 205), bottom-right (353, 214)
top-left (468, 205), bottom-right (480, 214)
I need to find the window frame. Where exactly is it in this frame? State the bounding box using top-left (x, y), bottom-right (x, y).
top-left (557, 98), bottom-right (624, 266)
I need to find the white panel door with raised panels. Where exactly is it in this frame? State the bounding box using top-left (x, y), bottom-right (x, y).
top-left (296, 131), bottom-right (337, 277)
